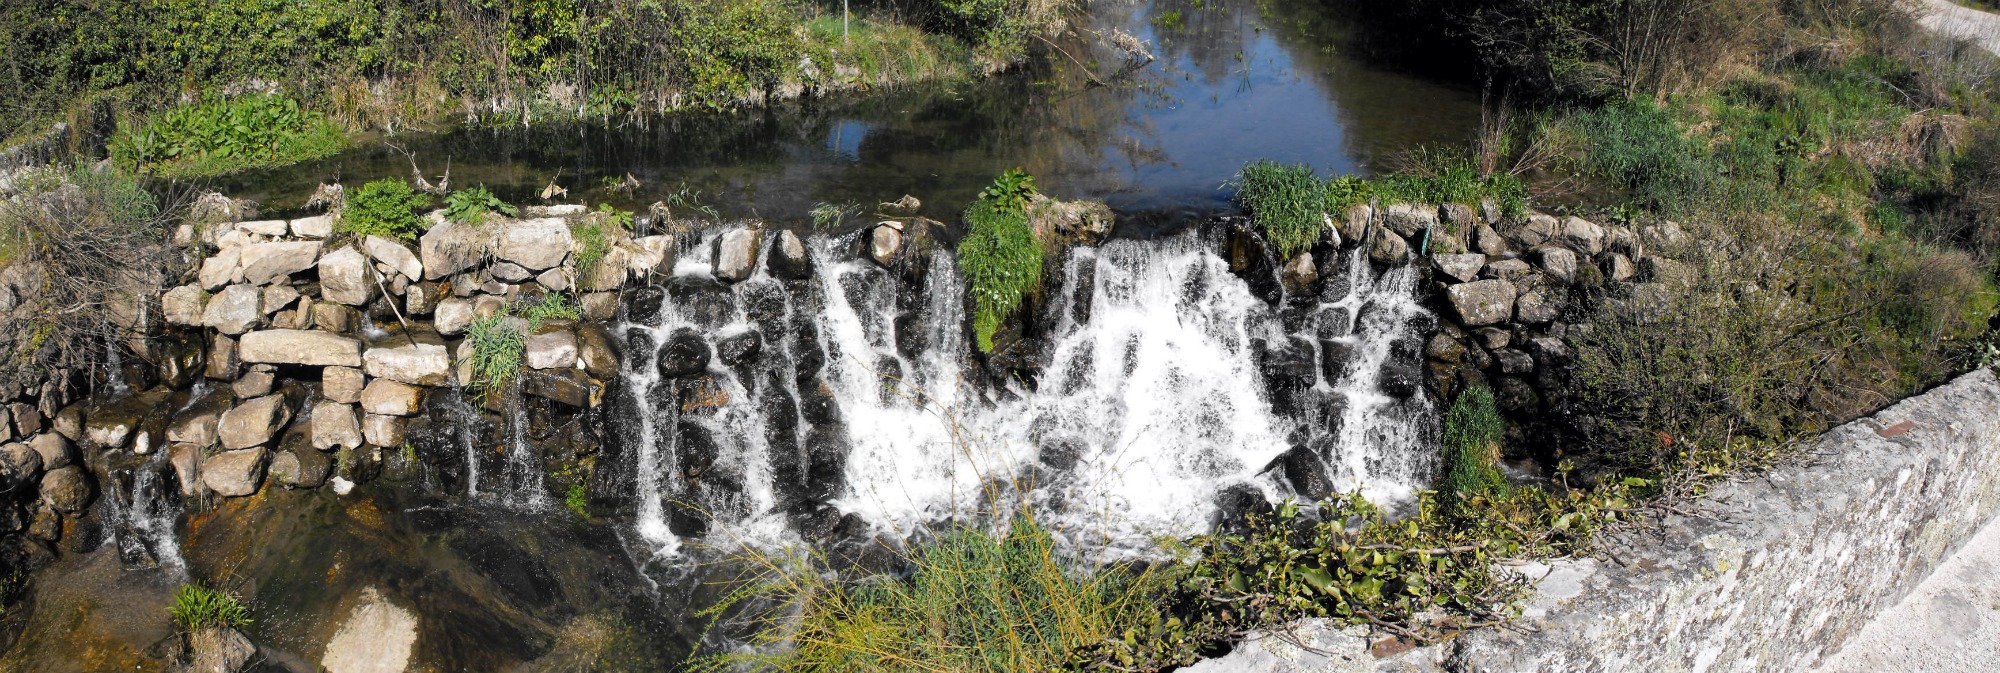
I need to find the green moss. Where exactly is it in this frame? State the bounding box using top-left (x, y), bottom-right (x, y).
top-left (337, 179), bottom-right (430, 240)
top-left (957, 169), bottom-right (1045, 352)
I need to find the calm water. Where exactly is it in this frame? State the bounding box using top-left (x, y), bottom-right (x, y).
top-left (212, 0), bottom-right (1478, 231)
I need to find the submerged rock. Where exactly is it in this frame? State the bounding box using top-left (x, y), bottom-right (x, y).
top-left (320, 587), bottom-right (418, 673)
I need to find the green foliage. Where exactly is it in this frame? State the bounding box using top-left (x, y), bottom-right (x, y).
top-left (594, 202), bottom-right (635, 229)
top-left (571, 220), bottom-right (610, 279)
top-left (1235, 156), bottom-right (1529, 258)
top-left (523, 292), bottom-right (581, 328)
top-left (109, 93), bottom-right (342, 176)
top-left (338, 179), bottom-right (430, 240)
top-left (1233, 161), bottom-right (1326, 259)
top-left (565, 483), bottom-right (589, 517)
top-left (443, 185), bottom-right (518, 225)
top-left (169, 583), bottom-right (252, 630)
top-left (958, 170), bottom-right (1046, 352)
top-left (1442, 385), bottom-right (1508, 502)
top-left (464, 313), bottom-right (525, 396)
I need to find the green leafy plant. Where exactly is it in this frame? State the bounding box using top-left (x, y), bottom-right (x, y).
top-left (464, 313), bottom-right (525, 396)
top-left (443, 185), bottom-right (518, 225)
top-left (565, 483), bottom-right (589, 517)
top-left (169, 583), bottom-right (253, 630)
top-left (1442, 385), bottom-right (1508, 503)
top-left (338, 178), bottom-right (430, 239)
top-left (109, 93), bottom-right (342, 176)
top-left (958, 169), bottom-right (1046, 352)
top-left (595, 202), bottom-right (635, 229)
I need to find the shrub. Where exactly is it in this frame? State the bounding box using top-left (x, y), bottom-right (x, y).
top-left (169, 583), bottom-right (252, 630)
top-left (338, 179), bottom-right (430, 240)
top-left (1233, 161), bottom-right (1326, 259)
top-left (442, 185), bottom-right (517, 225)
top-left (958, 169), bottom-right (1045, 352)
top-left (108, 93), bottom-right (342, 176)
top-left (464, 313), bottom-right (525, 396)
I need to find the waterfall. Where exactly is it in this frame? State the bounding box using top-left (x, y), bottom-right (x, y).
top-left (102, 449), bottom-right (188, 578)
top-left (501, 387), bottom-right (550, 510)
top-left (609, 226), bottom-right (1436, 559)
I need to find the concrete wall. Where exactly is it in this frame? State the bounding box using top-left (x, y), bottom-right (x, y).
top-left (1190, 368), bottom-right (2000, 673)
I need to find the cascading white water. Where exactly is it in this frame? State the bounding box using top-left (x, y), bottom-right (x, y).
top-left (613, 226), bottom-right (1436, 558)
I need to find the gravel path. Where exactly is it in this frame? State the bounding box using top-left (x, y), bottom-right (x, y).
top-left (1921, 0), bottom-right (2000, 53)
top-left (1814, 513), bottom-right (2000, 673)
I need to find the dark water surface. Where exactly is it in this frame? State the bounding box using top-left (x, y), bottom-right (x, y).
top-left (213, 0), bottom-right (1478, 231)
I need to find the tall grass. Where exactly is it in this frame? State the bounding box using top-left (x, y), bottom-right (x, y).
top-left (464, 313), bottom-right (525, 397)
top-left (168, 583), bottom-right (252, 630)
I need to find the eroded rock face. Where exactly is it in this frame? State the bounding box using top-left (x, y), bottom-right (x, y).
top-left (239, 329), bottom-right (363, 367)
top-left (420, 221), bottom-right (494, 280)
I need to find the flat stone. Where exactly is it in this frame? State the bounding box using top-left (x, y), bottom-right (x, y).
top-left (359, 379), bottom-right (424, 417)
top-left (419, 221), bottom-right (495, 280)
top-left (524, 329), bottom-right (578, 370)
top-left (202, 448), bottom-right (270, 497)
top-left (1379, 203), bottom-right (1438, 238)
top-left (237, 219), bottom-right (289, 236)
top-left (495, 218), bottom-right (572, 270)
top-left (218, 395), bottom-right (292, 450)
top-left (363, 236), bottom-right (424, 280)
top-left (1433, 253), bottom-right (1486, 283)
top-left (1446, 279), bottom-right (1517, 327)
top-left (290, 215), bottom-right (334, 238)
top-left (261, 284), bottom-right (300, 315)
top-left (311, 402), bottom-right (363, 451)
top-left (198, 248), bottom-right (241, 290)
top-left (202, 284), bottom-right (263, 335)
top-left (323, 367), bottom-right (365, 404)
top-left (363, 342), bottom-right (451, 386)
top-left (163, 285), bottom-right (207, 326)
top-left (239, 329), bottom-right (362, 367)
top-left (238, 241), bottom-right (322, 285)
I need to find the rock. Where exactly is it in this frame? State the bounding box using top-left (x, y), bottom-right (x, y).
top-left (495, 218), bottom-right (572, 270)
top-left (1433, 253), bottom-right (1486, 283)
top-left (404, 282), bottom-right (438, 315)
top-left (84, 394), bottom-right (151, 450)
top-left (488, 261), bottom-right (533, 282)
top-left (1279, 252), bottom-right (1318, 294)
top-left (291, 215), bottom-right (333, 238)
top-left (238, 241), bottom-right (322, 285)
top-left (27, 506), bottom-right (60, 541)
top-left (39, 465), bottom-right (92, 512)
top-left (361, 414), bottom-right (404, 448)
top-left (239, 329), bottom-right (363, 366)
top-left (185, 624), bottom-right (257, 671)
top-left (363, 236), bottom-right (424, 280)
top-left (219, 395), bottom-right (292, 450)
top-left (575, 323), bottom-right (620, 379)
top-left (363, 341), bottom-right (451, 385)
top-left (578, 247), bottom-right (628, 292)
top-left (163, 285), bottom-right (207, 326)
top-left (330, 475), bottom-right (355, 495)
top-left (434, 298), bottom-right (475, 336)
top-left (868, 224), bottom-right (902, 267)
top-left (1330, 203), bottom-right (1370, 245)
top-left (260, 284), bottom-right (300, 315)
top-left (768, 229), bottom-right (813, 279)
top-left (1641, 256), bottom-right (1694, 286)
top-left (416, 221), bottom-right (489, 280)
top-left (1526, 337), bottom-right (1572, 368)
top-left (319, 587), bottom-right (419, 673)
top-left (717, 329), bottom-right (763, 366)
top-left (629, 235), bottom-right (674, 278)
top-left (535, 267), bottom-right (571, 293)
top-left (1496, 349), bottom-right (1535, 375)
top-left (1475, 224), bottom-right (1511, 256)
top-left (1516, 291), bottom-right (1559, 324)
top-left (1473, 327), bottom-right (1511, 350)
top-left (525, 329), bottom-right (578, 370)
top-left (168, 389), bottom-right (230, 448)
top-left (207, 335), bottom-right (241, 380)
top-left (312, 303), bottom-right (357, 333)
top-left (318, 367), bottom-right (362, 404)
top-left (473, 295), bottom-right (506, 318)
top-left (1484, 258), bottom-right (1533, 281)
top-left (316, 247), bottom-right (373, 306)
top-left (0, 442), bottom-right (41, 490)
top-left (1446, 280), bottom-right (1518, 327)
top-left (657, 329), bottom-right (712, 378)
top-left (713, 227), bottom-right (763, 282)
top-left (581, 292), bottom-right (617, 321)
top-left (202, 447), bottom-right (269, 497)
top-left (360, 380), bottom-right (424, 417)
top-left (1379, 203), bottom-right (1437, 238)
top-left (198, 248), bottom-right (241, 290)
top-left (522, 369), bottom-right (591, 408)
top-left (1426, 334), bottom-right (1467, 362)
top-left (1535, 246), bottom-right (1579, 284)
top-left (1560, 216), bottom-right (1607, 256)
top-left (1379, 361), bottom-right (1422, 398)
top-left (1517, 212), bottom-right (1562, 247)
top-left (270, 447), bottom-right (332, 489)
top-left (238, 219), bottom-right (288, 236)
top-left (1641, 220), bottom-right (1688, 250)
top-left (30, 433), bottom-right (75, 470)
top-left (311, 402), bottom-right (363, 451)
top-left (30, 405), bottom-right (58, 439)
top-left (202, 284), bottom-right (263, 335)
top-left (1368, 228), bottom-right (1410, 265)
top-left (1601, 252), bottom-right (1637, 282)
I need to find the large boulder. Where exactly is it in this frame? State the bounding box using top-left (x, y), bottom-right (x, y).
top-left (495, 218), bottom-right (572, 270)
top-left (319, 247), bottom-right (374, 306)
top-left (713, 227), bottom-right (763, 282)
top-left (767, 229), bottom-right (812, 279)
top-left (0, 442), bottom-right (41, 491)
top-left (1446, 279), bottom-right (1518, 327)
top-left (163, 285), bottom-right (207, 326)
top-left (238, 241), bottom-right (322, 285)
top-left (360, 380), bottom-right (424, 417)
top-left (1368, 228), bottom-right (1410, 265)
top-left (363, 236), bottom-right (424, 280)
top-left (30, 433), bottom-right (75, 471)
top-left (202, 284), bottom-right (263, 335)
top-left (40, 465), bottom-right (92, 512)
top-left (525, 329), bottom-right (578, 370)
top-left (239, 329), bottom-right (362, 367)
top-left (420, 221), bottom-right (494, 280)
top-left (363, 342), bottom-right (451, 386)
top-left (218, 395), bottom-right (292, 450)
top-left (202, 448), bottom-right (269, 497)
top-left (311, 402), bottom-right (364, 451)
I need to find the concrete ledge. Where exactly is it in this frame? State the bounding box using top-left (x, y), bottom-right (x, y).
top-left (1195, 369), bottom-right (2000, 672)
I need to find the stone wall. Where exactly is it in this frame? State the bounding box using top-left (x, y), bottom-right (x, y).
top-left (1187, 368), bottom-right (2000, 672)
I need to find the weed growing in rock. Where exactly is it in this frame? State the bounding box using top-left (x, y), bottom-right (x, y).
top-left (338, 179), bottom-right (430, 240)
top-left (1234, 161), bottom-right (1328, 259)
top-left (464, 313), bottom-right (525, 397)
top-left (1442, 385), bottom-right (1508, 504)
top-left (443, 185), bottom-right (517, 225)
top-left (169, 583), bottom-right (252, 630)
top-left (958, 168), bottom-right (1045, 351)
top-left (523, 292), bottom-right (581, 328)
top-left (571, 220), bottom-right (611, 279)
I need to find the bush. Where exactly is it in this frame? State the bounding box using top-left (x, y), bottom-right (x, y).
top-left (169, 583), bottom-right (252, 630)
top-left (108, 93), bottom-right (342, 176)
top-left (958, 169), bottom-right (1045, 352)
top-left (442, 185), bottom-right (517, 225)
top-left (338, 179), bottom-right (430, 240)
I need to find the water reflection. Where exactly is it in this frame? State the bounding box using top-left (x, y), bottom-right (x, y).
top-left (207, 0), bottom-right (1478, 232)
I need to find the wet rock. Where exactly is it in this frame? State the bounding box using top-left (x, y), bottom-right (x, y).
top-left (163, 285), bottom-right (207, 326)
top-left (1427, 334), bottom-right (1467, 362)
top-left (420, 221), bottom-right (494, 279)
top-left (31, 433), bottom-right (76, 470)
top-left (218, 395), bottom-right (291, 449)
top-left (319, 588), bottom-right (418, 673)
top-left (1379, 203), bottom-right (1437, 238)
top-left (360, 379), bottom-right (424, 417)
top-left (1446, 279), bottom-right (1517, 327)
top-left (1433, 253), bottom-right (1486, 283)
top-left (712, 226), bottom-right (764, 282)
top-left (1368, 228), bottom-right (1410, 265)
top-left (525, 329), bottom-right (577, 370)
top-left (239, 241), bottom-right (322, 285)
top-left (363, 235), bottom-right (423, 280)
top-left (271, 445), bottom-right (332, 489)
top-left (1535, 246), bottom-right (1579, 285)
top-left (85, 394), bottom-right (152, 450)
top-left (203, 284), bottom-right (263, 335)
top-left (574, 323), bottom-right (619, 379)
top-left (239, 329), bottom-right (363, 366)
top-left (1559, 216), bottom-right (1606, 256)
top-left (768, 229), bottom-right (813, 279)
top-left (1473, 327), bottom-right (1511, 350)
top-left (184, 625), bottom-right (257, 673)
top-left (1378, 360), bottom-right (1422, 398)
top-left (522, 369), bottom-right (591, 409)
top-left (405, 282), bottom-right (439, 315)
top-left (364, 341), bottom-right (451, 385)
top-left (1515, 291), bottom-right (1559, 325)
top-left (496, 218), bottom-right (572, 270)
top-left (0, 442), bottom-right (40, 491)
top-left (717, 329), bottom-right (763, 366)
top-left (1319, 339), bottom-right (1354, 381)
top-left (621, 286), bottom-right (666, 325)
top-left (323, 366), bottom-right (365, 404)
top-left (40, 465), bottom-right (92, 512)
top-left (1037, 434), bottom-right (1083, 472)
top-left (1214, 483), bottom-right (1273, 534)
top-left (1279, 252), bottom-right (1318, 295)
top-left (131, 405), bottom-right (172, 455)
top-left (312, 402), bottom-right (364, 451)
top-left (1279, 445), bottom-right (1333, 502)
top-left (1495, 349), bottom-right (1535, 375)
top-left (656, 329), bottom-right (712, 378)
top-left (1493, 376), bottom-right (1539, 412)
top-left (804, 426), bottom-right (850, 502)
top-left (361, 414), bottom-right (405, 448)
top-left (27, 505), bottom-right (61, 541)
top-left (158, 339), bottom-right (206, 389)
top-left (868, 224), bottom-right (902, 267)
top-left (629, 235), bottom-right (674, 277)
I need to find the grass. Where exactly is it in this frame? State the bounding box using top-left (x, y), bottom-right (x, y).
top-left (571, 218), bottom-right (613, 279)
top-left (107, 93), bottom-right (342, 176)
top-left (1442, 385), bottom-right (1508, 503)
top-left (337, 178), bottom-right (431, 240)
top-left (1233, 161), bottom-right (1327, 259)
top-left (464, 313), bottom-right (525, 397)
top-left (957, 170), bottom-right (1046, 352)
top-left (1232, 154), bottom-right (1531, 258)
top-left (168, 583), bottom-right (252, 630)
top-left (523, 292), bottom-right (582, 328)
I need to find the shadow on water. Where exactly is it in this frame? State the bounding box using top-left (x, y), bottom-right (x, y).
top-left (208, 0), bottom-right (1478, 235)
